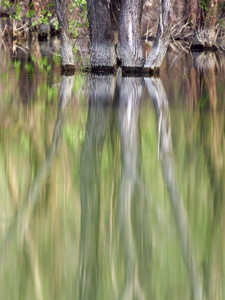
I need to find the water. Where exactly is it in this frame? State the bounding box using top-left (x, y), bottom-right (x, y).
top-left (0, 40), bottom-right (225, 300)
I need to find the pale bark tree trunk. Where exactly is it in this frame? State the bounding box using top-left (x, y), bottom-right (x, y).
top-left (144, 0), bottom-right (174, 71)
top-left (192, 0), bottom-right (218, 50)
top-left (54, 0), bottom-right (75, 71)
top-left (87, 0), bottom-right (118, 71)
top-left (117, 0), bottom-right (145, 69)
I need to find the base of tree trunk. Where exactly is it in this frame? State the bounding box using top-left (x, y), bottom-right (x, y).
top-left (87, 65), bottom-right (116, 75)
top-left (61, 64), bottom-right (162, 76)
top-left (191, 44), bottom-right (217, 52)
top-left (142, 67), bottom-right (160, 77)
top-left (89, 44), bottom-right (117, 69)
top-left (61, 65), bottom-right (76, 76)
top-left (122, 66), bottom-right (160, 77)
top-left (83, 65), bottom-right (161, 76)
top-left (191, 28), bottom-right (218, 52)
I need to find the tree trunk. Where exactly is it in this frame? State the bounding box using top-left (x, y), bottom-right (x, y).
top-left (192, 0), bottom-right (218, 50)
top-left (188, 0), bottom-right (198, 28)
top-left (87, 0), bottom-right (118, 70)
top-left (54, 0), bottom-right (75, 71)
top-left (144, 0), bottom-right (174, 70)
top-left (117, 0), bottom-right (145, 69)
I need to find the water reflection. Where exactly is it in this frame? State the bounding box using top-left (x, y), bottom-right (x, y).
top-left (22, 75), bottom-right (74, 222)
top-left (198, 85), bottom-right (225, 299)
top-left (117, 76), bottom-right (148, 300)
top-left (192, 51), bottom-right (219, 110)
top-left (79, 74), bottom-right (115, 300)
top-left (79, 73), bottom-right (203, 300)
top-left (79, 74), bottom-right (151, 300)
top-left (1, 74), bottom-right (74, 300)
top-left (162, 49), bottom-right (225, 111)
top-left (1, 45), bottom-right (225, 299)
top-left (145, 77), bottom-right (203, 300)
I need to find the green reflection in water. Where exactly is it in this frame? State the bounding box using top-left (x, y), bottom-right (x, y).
top-left (0, 45), bottom-right (225, 300)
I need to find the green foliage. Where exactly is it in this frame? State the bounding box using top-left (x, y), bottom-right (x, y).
top-left (198, 0), bottom-right (220, 26)
top-left (218, 1), bottom-right (225, 12)
top-left (5, 2), bottom-right (22, 22)
top-left (68, 0), bottom-right (88, 37)
top-left (52, 19), bottom-right (59, 31)
top-left (30, 19), bottom-right (38, 28)
top-left (26, 2), bottom-right (54, 27)
top-left (69, 3), bottom-right (76, 13)
top-left (69, 18), bottom-right (78, 38)
top-left (0, 0), bottom-right (88, 39)
top-left (14, 3), bottom-right (21, 21)
top-left (26, 9), bottom-right (36, 18)
top-left (39, 9), bottom-right (52, 25)
top-left (199, 0), bottom-right (211, 12)
top-left (73, 0), bottom-right (87, 14)
top-left (0, 0), bottom-right (12, 9)
top-left (218, 18), bottom-right (224, 27)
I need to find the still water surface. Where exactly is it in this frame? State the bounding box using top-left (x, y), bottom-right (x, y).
top-left (0, 40), bottom-right (225, 300)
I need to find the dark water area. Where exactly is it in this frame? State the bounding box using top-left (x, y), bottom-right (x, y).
top-left (0, 39), bottom-right (225, 300)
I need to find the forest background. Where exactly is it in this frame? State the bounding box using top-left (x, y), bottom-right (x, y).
top-left (1, 0), bottom-right (225, 53)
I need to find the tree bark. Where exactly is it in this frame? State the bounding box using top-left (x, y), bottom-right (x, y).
top-left (188, 0), bottom-right (198, 28)
top-left (144, 0), bottom-right (174, 70)
top-left (117, 0), bottom-right (145, 69)
top-left (87, 0), bottom-right (118, 70)
top-left (192, 0), bottom-right (218, 50)
top-left (54, 0), bottom-right (75, 70)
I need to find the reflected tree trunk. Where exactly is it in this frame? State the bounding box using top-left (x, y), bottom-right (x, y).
top-left (20, 75), bottom-right (74, 228)
top-left (117, 0), bottom-right (145, 68)
top-left (0, 75), bottom-right (74, 299)
top-left (144, 0), bottom-right (174, 70)
top-left (2, 74), bottom-right (74, 227)
top-left (79, 74), bottom-right (116, 300)
top-left (117, 75), bottom-right (146, 300)
top-left (193, 51), bottom-right (218, 110)
top-left (145, 77), bottom-right (204, 300)
top-left (199, 112), bottom-right (225, 299)
top-left (54, 0), bottom-right (75, 70)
